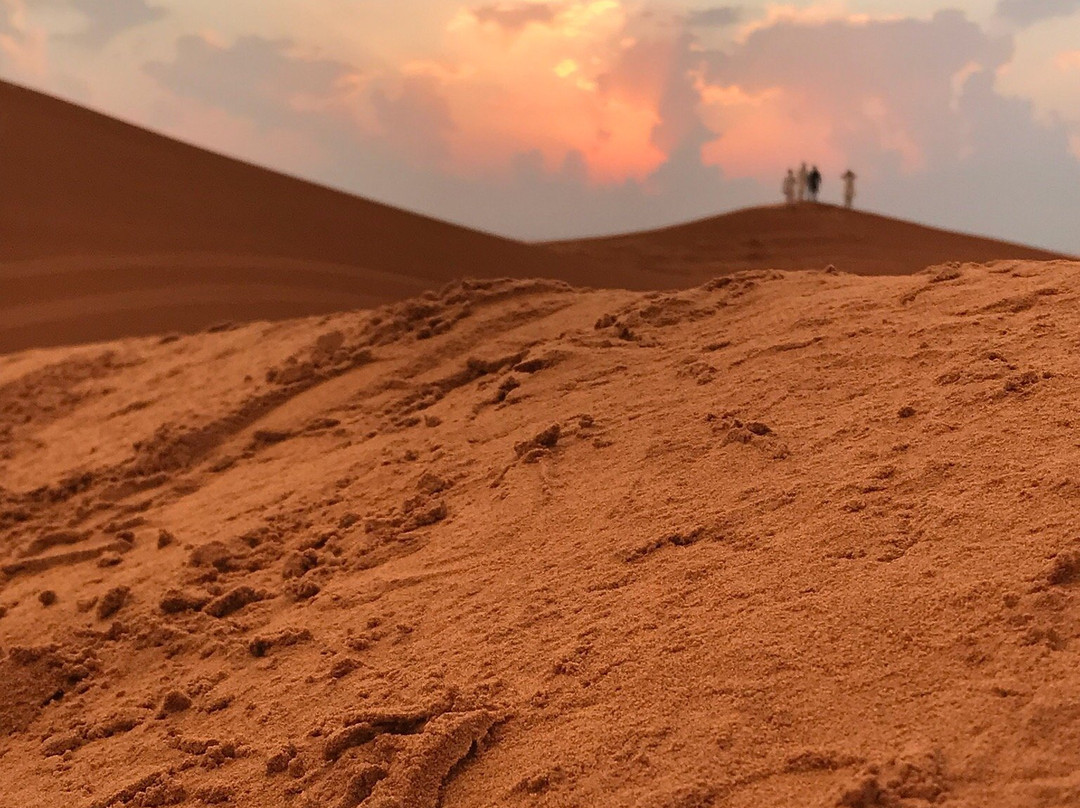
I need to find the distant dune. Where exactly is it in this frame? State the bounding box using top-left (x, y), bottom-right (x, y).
top-left (0, 81), bottom-right (606, 353)
top-left (547, 202), bottom-right (1070, 279)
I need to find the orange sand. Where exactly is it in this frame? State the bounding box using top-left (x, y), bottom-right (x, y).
top-left (4, 78), bottom-right (1080, 808)
top-left (5, 263), bottom-right (1080, 807)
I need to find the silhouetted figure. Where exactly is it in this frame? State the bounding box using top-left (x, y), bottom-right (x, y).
top-left (842, 170), bottom-right (857, 209)
top-left (782, 169), bottom-right (796, 206)
top-left (808, 165), bottom-right (822, 202)
top-left (797, 162), bottom-right (808, 203)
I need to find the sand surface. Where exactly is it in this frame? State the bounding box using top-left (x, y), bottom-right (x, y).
top-left (5, 263), bottom-right (1080, 807)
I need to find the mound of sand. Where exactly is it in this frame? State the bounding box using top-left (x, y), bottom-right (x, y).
top-left (548, 203), bottom-right (1070, 279)
top-left (4, 261), bottom-right (1080, 806)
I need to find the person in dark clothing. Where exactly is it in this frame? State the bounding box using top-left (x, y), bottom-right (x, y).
top-left (808, 165), bottom-right (822, 202)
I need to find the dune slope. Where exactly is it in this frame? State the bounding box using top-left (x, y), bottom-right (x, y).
top-left (548, 203), bottom-right (1071, 280)
top-left (0, 81), bottom-right (614, 353)
top-left (4, 262), bottom-right (1080, 807)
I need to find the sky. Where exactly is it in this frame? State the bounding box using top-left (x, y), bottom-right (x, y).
top-left (1, 0), bottom-right (1079, 251)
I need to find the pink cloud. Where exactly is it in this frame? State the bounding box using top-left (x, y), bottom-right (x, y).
top-left (697, 10), bottom-right (1011, 179)
top-left (701, 89), bottom-right (845, 178)
top-left (405, 0), bottom-right (671, 183)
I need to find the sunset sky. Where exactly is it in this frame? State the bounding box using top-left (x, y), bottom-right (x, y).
top-left (2, 0), bottom-right (1079, 250)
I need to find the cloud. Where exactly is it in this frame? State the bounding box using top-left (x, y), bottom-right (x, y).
top-left (939, 66), bottom-right (1080, 249)
top-left (370, 76), bottom-right (456, 165)
top-left (996, 0), bottom-right (1080, 27)
top-left (699, 10), bottom-right (1013, 176)
top-left (25, 0), bottom-right (166, 47)
top-left (597, 25), bottom-right (714, 183)
top-left (65, 0), bottom-right (164, 47)
top-left (311, 2), bottom-right (759, 236)
top-left (429, 0), bottom-right (673, 183)
top-left (686, 6), bottom-right (742, 28)
top-left (0, 0), bottom-right (48, 77)
top-left (0, 0), bottom-right (16, 36)
top-left (472, 2), bottom-right (558, 31)
top-left (145, 35), bottom-right (357, 131)
top-left (135, 2), bottom-right (717, 191)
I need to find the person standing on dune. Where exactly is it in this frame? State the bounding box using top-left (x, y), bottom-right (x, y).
top-left (783, 169), bottom-right (797, 206)
top-left (797, 163), bottom-right (809, 203)
top-left (808, 165), bottom-right (822, 202)
top-left (842, 170), bottom-right (857, 209)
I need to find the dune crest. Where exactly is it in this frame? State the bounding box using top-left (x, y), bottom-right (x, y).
top-left (548, 202), bottom-right (1070, 278)
top-left (4, 263), bottom-right (1080, 806)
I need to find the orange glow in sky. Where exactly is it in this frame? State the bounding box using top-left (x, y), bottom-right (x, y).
top-left (385, 1), bottom-right (673, 184)
top-left (387, 1), bottom-right (896, 187)
top-left (701, 94), bottom-right (845, 178)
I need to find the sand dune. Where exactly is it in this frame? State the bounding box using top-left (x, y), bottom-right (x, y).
top-left (4, 262), bottom-right (1080, 806)
top-left (0, 80), bottom-right (615, 353)
top-left (548, 203), bottom-right (1070, 279)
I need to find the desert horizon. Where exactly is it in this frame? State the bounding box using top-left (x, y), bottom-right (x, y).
top-left (4, 3), bottom-right (1080, 807)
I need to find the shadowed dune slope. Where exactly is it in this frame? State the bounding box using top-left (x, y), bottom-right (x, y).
top-left (6, 264), bottom-right (1080, 806)
top-left (547, 203), bottom-right (1071, 280)
top-left (0, 81), bottom-right (626, 353)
